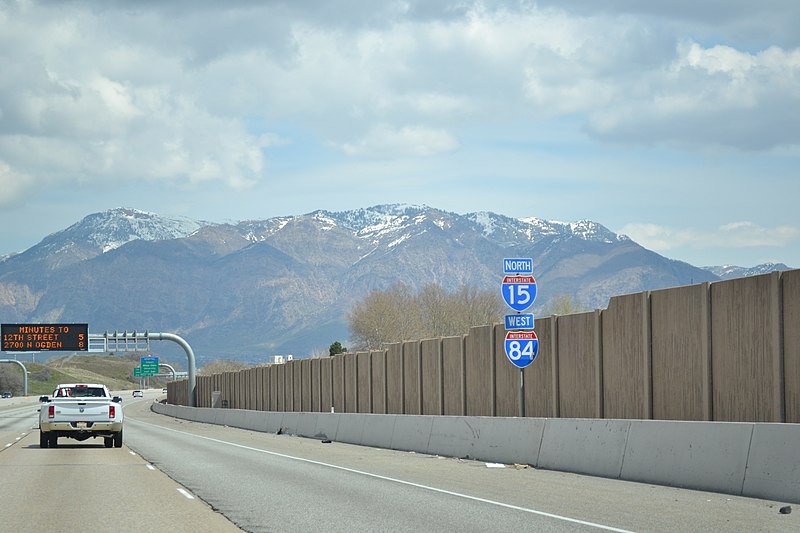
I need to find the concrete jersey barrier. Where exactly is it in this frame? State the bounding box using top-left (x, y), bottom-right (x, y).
top-left (151, 403), bottom-right (800, 505)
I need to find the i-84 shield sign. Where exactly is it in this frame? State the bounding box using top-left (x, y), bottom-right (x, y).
top-left (504, 331), bottom-right (538, 368)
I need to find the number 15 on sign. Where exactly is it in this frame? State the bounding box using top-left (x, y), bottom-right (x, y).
top-left (502, 275), bottom-right (537, 312)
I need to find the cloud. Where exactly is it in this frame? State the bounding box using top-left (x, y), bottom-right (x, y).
top-left (621, 221), bottom-right (800, 251)
top-left (0, 160), bottom-right (36, 208)
top-left (585, 42), bottom-right (800, 150)
top-left (337, 124), bottom-right (460, 158)
top-left (1, 0), bottom-right (799, 208)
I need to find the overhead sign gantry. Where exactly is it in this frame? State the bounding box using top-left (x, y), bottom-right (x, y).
top-left (1, 324), bottom-right (198, 407)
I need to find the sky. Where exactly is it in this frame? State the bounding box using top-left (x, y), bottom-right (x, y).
top-left (0, 0), bottom-right (798, 268)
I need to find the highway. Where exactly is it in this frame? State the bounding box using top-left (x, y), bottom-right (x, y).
top-left (1, 391), bottom-right (796, 532)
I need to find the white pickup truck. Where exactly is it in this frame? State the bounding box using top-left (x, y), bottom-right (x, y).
top-left (39, 383), bottom-right (124, 448)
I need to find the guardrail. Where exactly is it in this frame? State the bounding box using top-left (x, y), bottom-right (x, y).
top-left (152, 402), bottom-right (800, 505)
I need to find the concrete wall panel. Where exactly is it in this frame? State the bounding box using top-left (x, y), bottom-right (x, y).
top-left (421, 339), bottom-right (442, 415)
top-left (301, 359), bottom-right (312, 412)
top-left (311, 358), bottom-right (321, 412)
top-left (335, 413), bottom-right (367, 445)
top-left (527, 316), bottom-right (555, 417)
top-left (465, 325), bottom-right (494, 416)
top-left (742, 423), bottom-right (800, 501)
top-left (370, 351), bottom-right (387, 414)
top-left (268, 365), bottom-right (277, 412)
top-left (403, 341), bottom-right (422, 415)
top-left (241, 410), bottom-right (268, 432)
top-left (650, 284), bottom-right (711, 421)
top-left (712, 273), bottom-right (783, 422)
top-left (784, 270), bottom-right (800, 423)
top-left (622, 420), bottom-right (751, 494)
top-left (557, 311), bottom-right (600, 418)
top-left (344, 353), bottom-right (358, 413)
top-left (292, 361), bottom-right (302, 412)
top-left (332, 354), bottom-right (345, 413)
top-left (426, 417), bottom-right (477, 460)
top-left (266, 412), bottom-right (284, 433)
top-left (297, 412), bottom-right (318, 437)
top-left (386, 343), bottom-right (404, 414)
top-left (471, 417), bottom-right (545, 466)
top-left (320, 357), bottom-right (333, 413)
top-left (391, 415), bottom-right (434, 452)
top-left (602, 292), bottom-right (650, 419)
top-left (313, 413), bottom-right (339, 440)
top-left (281, 412), bottom-right (299, 434)
top-left (538, 419), bottom-right (630, 479)
top-left (289, 362), bottom-right (299, 411)
top-left (359, 414), bottom-right (396, 449)
top-left (276, 365), bottom-right (285, 412)
top-left (442, 336), bottom-right (464, 416)
top-left (356, 352), bottom-right (372, 413)
top-left (494, 324), bottom-right (519, 417)
top-left (428, 416), bottom-right (545, 466)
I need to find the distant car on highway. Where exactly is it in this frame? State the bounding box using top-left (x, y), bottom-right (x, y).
top-left (162, 388), bottom-right (167, 393)
top-left (1, 391), bottom-right (12, 398)
top-left (132, 390), bottom-right (143, 397)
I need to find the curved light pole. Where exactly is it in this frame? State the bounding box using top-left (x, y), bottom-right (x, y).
top-left (158, 362), bottom-right (177, 381)
top-left (147, 333), bottom-right (196, 407)
top-left (0, 359), bottom-right (28, 396)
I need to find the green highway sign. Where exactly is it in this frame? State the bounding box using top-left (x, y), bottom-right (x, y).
top-left (140, 356), bottom-right (159, 376)
top-left (133, 367), bottom-right (142, 377)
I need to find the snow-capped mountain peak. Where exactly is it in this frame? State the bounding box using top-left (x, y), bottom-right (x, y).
top-left (58, 207), bottom-right (207, 252)
top-left (703, 262), bottom-right (792, 280)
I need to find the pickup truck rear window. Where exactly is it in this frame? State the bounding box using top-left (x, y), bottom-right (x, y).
top-left (54, 387), bottom-right (106, 398)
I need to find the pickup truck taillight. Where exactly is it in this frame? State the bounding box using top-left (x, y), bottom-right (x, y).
top-left (48, 405), bottom-right (55, 418)
top-left (109, 405), bottom-right (115, 419)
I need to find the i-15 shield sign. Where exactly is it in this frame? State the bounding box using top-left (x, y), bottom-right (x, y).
top-left (501, 275), bottom-right (537, 312)
top-left (504, 331), bottom-right (538, 368)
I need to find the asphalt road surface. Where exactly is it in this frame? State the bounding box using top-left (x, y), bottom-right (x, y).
top-left (1, 391), bottom-right (796, 532)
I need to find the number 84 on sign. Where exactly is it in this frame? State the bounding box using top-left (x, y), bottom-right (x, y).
top-left (504, 331), bottom-right (539, 369)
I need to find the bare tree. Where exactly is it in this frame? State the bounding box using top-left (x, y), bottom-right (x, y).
top-left (198, 359), bottom-right (251, 376)
top-left (0, 365), bottom-right (23, 394)
top-left (538, 293), bottom-right (588, 317)
top-left (348, 283), bottom-right (504, 350)
top-left (348, 284), bottom-right (421, 350)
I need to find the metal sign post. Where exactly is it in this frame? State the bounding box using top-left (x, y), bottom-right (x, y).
top-left (91, 331), bottom-right (197, 407)
top-left (501, 258), bottom-right (539, 418)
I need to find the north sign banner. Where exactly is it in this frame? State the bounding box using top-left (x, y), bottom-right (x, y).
top-left (501, 275), bottom-right (537, 312)
top-left (503, 258), bottom-right (533, 274)
top-left (504, 330), bottom-right (538, 368)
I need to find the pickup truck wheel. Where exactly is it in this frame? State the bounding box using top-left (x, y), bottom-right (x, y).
top-left (104, 437), bottom-right (113, 448)
top-left (39, 431), bottom-right (49, 448)
top-left (49, 434), bottom-right (58, 448)
top-left (113, 430), bottom-right (123, 448)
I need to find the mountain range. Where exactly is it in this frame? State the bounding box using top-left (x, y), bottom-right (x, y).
top-left (0, 206), bottom-right (792, 364)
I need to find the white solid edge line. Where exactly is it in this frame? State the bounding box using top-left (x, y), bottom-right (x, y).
top-left (130, 419), bottom-right (634, 533)
top-left (177, 488), bottom-right (195, 499)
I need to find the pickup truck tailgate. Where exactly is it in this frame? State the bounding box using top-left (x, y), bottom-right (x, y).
top-left (49, 400), bottom-right (115, 422)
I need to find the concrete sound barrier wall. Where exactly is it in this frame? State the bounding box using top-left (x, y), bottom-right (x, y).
top-left (150, 403), bottom-right (800, 505)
